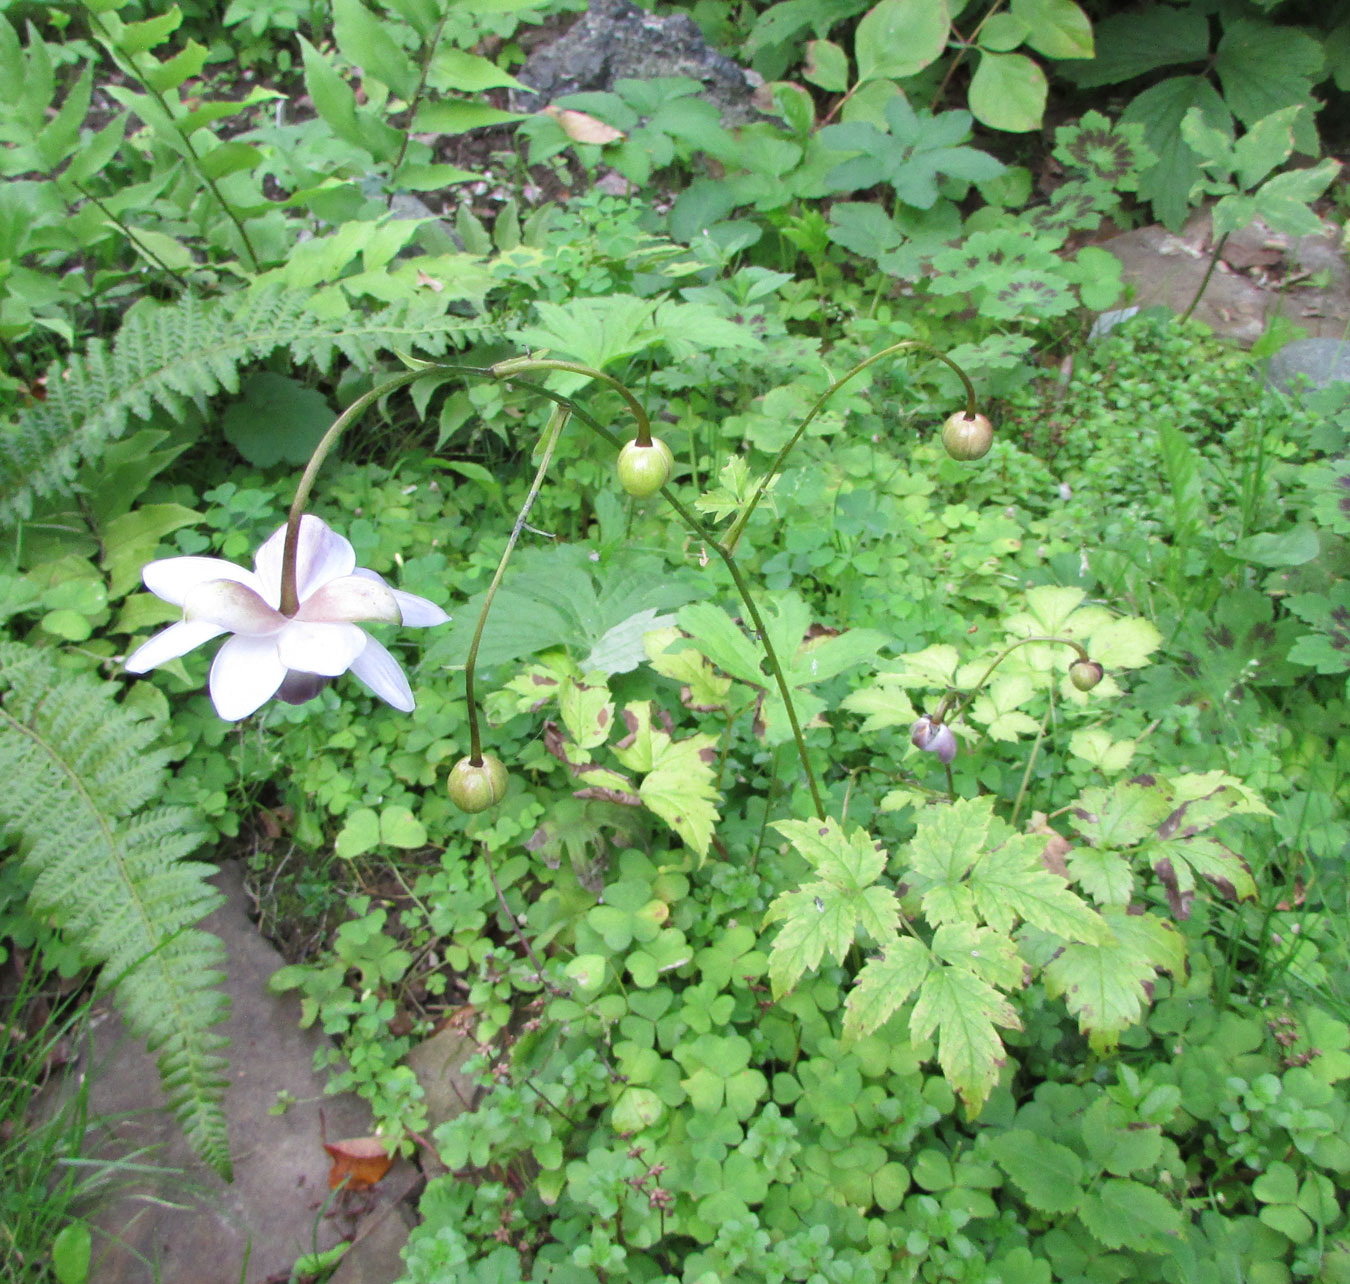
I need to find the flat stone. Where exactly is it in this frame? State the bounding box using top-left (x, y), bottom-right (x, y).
top-left (1100, 212), bottom-right (1350, 347)
top-left (329, 1200), bottom-right (415, 1284)
top-left (75, 863), bottom-right (383, 1284)
top-left (1265, 338), bottom-right (1350, 397)
top-left (403, 1024), bottom-right (479, 1180)
top-left (510, 0), bottom-right (761, 125)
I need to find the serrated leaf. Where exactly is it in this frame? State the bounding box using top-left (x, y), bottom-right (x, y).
top-left (767, 818), bottom-right (898, 996)
top-left (1078, 1178), bottom-right (1183, 1252)
top-left (1231, 106), bottom-right (1301, 190)
top-left (843, 937), bottom-right (931, 1040)
top-left (1214, 19), bottom-right (1323, 132)
top-left (644, 627), bottom-right (732, 710)
top-left (1123, 75), bottom-right (1231, 230)
top-left (1070, 783), bottom-right (1170, 848)
top-left (1066, 846), bottom-right (1133, 906)
top-left (558, 675), bottom-right (615, 750)
top-left (1067, 6), bottom-right (1207, 88)
top-left (1069, 727), bottom-right (1136, 773)
top-left (931, 922), bottom-right (1023, 989)
top-left (1044, 908), bottom-right (1184, 1049)
top-left (910, 963), bottom-right (1020, 1110)
top-left (612, 702), bottom-right (719, 857)
top-left (970, 673), bottom-right (1041, 741)
top-left (970, 834), bottom-right (1108, 943)
top-left (988, 1129), bottom-right (1084, 1213)
top-left (840, 676), bottom-right (917, 732)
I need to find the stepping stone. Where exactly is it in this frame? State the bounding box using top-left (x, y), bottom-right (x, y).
top-left (72, 862), bottom-right (406, 1284)
top-left (1265, 338), bottom-right (1350, 398)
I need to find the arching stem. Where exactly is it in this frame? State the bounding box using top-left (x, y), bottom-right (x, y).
top-left (723, 341), bottom-right (977, 553)
top-left (462, 405), bottom-right (569, 763)
top-left (492, 357), bottom-right (653, 445)
top-left (933, 635), bottom-right (1091, 727)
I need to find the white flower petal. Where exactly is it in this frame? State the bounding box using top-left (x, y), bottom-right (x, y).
top-left (296, 574), bottom-right (401, 625)
top-left (208, 634), bottom-right (287, 720)
top-left (143, 556), bottom-right (260, 608)
top-left (276, 621), bottom-right (368, 676)
top-left (392, 589), bottom-right (451, 628)
top-left (183, 579), bottom-right (285, 635)
top-left (353, 568), bottom-right (450, 627)
top-left (348, 635), bottom-right (415, 712)
top-left (125, 620), bottom-right (226, 673)
top-left (254, 515), bottom-right (355, 605)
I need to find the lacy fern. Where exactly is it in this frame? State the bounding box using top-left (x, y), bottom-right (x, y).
top-left (0, 642), bottom-right (232, 1178)
top-left (0, 287), bottom-right (494, 527)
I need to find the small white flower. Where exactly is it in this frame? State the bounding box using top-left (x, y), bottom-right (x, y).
top-left (125, 516), bottom-right (450, 720)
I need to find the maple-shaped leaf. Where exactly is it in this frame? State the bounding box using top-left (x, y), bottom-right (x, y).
top-left (1043, 906), bottom-right (1185, 1051)
top-left (558, 672), bottom-right (615, 750)
top-left (678, 594), bottom-right (885, 745)
top-left (693, 454), bottom-right (778, 524)
top-left (930, 922), bottom-right (1024, 990)
top-left (969, 673), bottom-right (1041, 741)
top-left (644, 625), bottom-right (732, 712)
top-left (765, 817), bottom-right (899, 997)
top-left (906, 798), bottom-right (1106, 944)
top-left (910, 962), bottom-right (1020, 1112)
top-left (843, 937), bottom-right (932, 1041)
top-left (611, 702), bottom-right (720, 859)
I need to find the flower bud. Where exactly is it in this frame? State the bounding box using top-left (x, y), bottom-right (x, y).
top-left (940, 412), bottom-right (993, 462)
top-left (910, 715), bottom-right (957, 764)
top-left (448, 754), bottom-right (509, 813)
top-left (617, 437), bottom-right (674, 498)
top-left (1069, 659), bottom-right (1104, 692)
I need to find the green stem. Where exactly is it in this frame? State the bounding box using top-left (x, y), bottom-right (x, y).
top-left (934, 635), bottom-right (1090, 726)
top-left (86, 10), bottom-right (261, 272)
top-left (463, 405), bottom-right (568, 762)
top-left (1181, 231), bottom-right (1230, 325)
top-left (492, 358), bottom-right (653, 445)
top-left (1010, 688), bottom-right (1055, 828)
top-left (71, 180), bottom-right (191, 290)
top-left (496, 378), bottom-right (828, 820)
top-left (281, 363), bottom-right (487, 615)
top-left (386, 9), bottom-right (450, 198)
top-left (723, 341), bottom-right (977, 553)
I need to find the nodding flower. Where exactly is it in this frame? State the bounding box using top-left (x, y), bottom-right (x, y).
top-left (125, 515), bottom-right (450, 720)
top-left (910, 715), bottom-right (957, 765)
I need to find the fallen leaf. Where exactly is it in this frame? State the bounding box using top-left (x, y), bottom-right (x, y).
top-left (415, 269), bottom-right (444, 293)
top-left (324, 1136), bottom-right (393, 1190)
top-left (542, 105), bottom-right (623, 145)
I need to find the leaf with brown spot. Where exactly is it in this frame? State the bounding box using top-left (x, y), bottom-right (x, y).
top-left (324, 1136), bottom-right (393, 1190)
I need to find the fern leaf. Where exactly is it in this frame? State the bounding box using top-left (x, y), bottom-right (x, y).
top-left (0, 642), bottom-right (232, 1178)
top-left (0, 287), bottom-right (496, 526)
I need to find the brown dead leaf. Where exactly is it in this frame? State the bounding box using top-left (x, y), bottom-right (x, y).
top-left (324, 1136), bottom-right (393, 1190)
top-left (542, 105), bottom-right (624, 145)
top-left (415, 269), bottom-right (444, 293)
top-left (1027, 811), bottom-right (1072, 880)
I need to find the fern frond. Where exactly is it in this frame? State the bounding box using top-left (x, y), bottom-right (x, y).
top-left (0, 288), bottom-right (496, 526)
top-left (0, 643), bottom-right (232, 1178)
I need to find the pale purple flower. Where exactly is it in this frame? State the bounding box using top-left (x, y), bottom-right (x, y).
top-left (910, 715), bottom-right (957, 765)
top-left (125, 516), bottom-right (450, 720)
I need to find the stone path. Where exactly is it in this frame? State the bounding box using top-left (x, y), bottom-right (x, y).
top-left (60, 863), bottom-right (472, 1284)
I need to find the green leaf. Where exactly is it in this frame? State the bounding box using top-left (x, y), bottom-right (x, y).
top-left (1078, 1178), bottom-right (1184, 1253)
top-left (333, 0), bottom-right (419, 100)
top-left (843, 938), bottom-right (932, 1040)
top-left (612, 702), bottom-right (720, 858)
top-left (910, 963), bottom-right (1019, 1110)
top-left (52, 1221), bottom-right (92, 1284)
top-left (414, 100), bottom-right (528, 134)
top-left (1214, 19), bottom-right (1323, 132)
top-left (804, 39), bottom-right (850, 92)
top-left (1123, 75), bottom-right (1230, 230)
top-left (221, 372), bottom-right (335, 468)
top-left (432, 48), bottom-right (526, 92)
top-left (1070, 782), bottom-right (1170, 848)
top-left (1232, 106), bottom-right (1301, 190)
top-left (1086, 614), bottom-right (1162, 670)
top-left (1067, 6), bottom-right (1208, 88)
top-left (1252, 159), bottom-right (1342, 237)
top-left (336, 807), bottom-right (380, 858)
top-left (854, 0), bottom-right (949, 83)
top-left (766, 818), bottom-right (899, 996)
top-left (988, 1129), bottom-right (1084, 1214)
top-left (559, 674), bottom-right (615, 750)
top-left (1043, 908), bottom-right (1184, 1049)
top-left (1011, 0), bottom-right (1092, 59)
top-left (102, 502), bottom-right (201, 599)
top-left (1066, 846), bottom-right (1133, 906)
top-left (1233, 525), bottom-right (1320, 567)
top-left (380, 805), bottom-right (426, 849)
top-left (969, 52), bottom-right (1046, 133)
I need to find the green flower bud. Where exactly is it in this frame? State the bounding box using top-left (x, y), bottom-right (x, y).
top-left (940, 412), bottom-right (993, 462)
top-left (448, 754), bottom-right (509, 813)
top-left (617, 438), bottom-right (674, 498)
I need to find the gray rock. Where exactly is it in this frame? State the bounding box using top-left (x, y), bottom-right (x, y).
top-left (1265, 338), bottom-right (1350, 397)
top-left (511, 0), bottom-right (761, 125)
top-left (70, 863), bottom-right (389, 1284)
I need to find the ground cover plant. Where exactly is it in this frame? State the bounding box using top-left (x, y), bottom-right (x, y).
top-left (1, 1), bottom-right (1349, 1282)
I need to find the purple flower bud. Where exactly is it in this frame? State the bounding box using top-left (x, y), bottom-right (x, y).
top-left (910, 715), bottom-right (957, 764)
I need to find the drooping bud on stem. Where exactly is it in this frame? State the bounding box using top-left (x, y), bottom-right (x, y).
top-left (1069, 658), bottom-right (1104, 692)
top-left (617, 437), bottom-right (674, 498)
top-left (448, 754), bottom-right (510, 813)
top-left (911, 715), bottom-right (957, 764)
top-left (940, 411), bottom-right (994, 462)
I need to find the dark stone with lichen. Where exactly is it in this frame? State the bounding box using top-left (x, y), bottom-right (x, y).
top-left (510, 0), bottom-right (761, 126)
